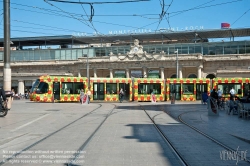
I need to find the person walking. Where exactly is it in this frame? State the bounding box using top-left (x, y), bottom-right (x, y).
top-left (202, 91), bottom-right (208, 105)
top-left (210, 89), bottom-right (218, 100)
top-left (119, 88), bottom-right (124, 103)
top-left (229, 87), bottom-right (235, 100)
top-left (217, 88), bottom-right (223, 106)
top-left (0, 87), bottom-right (7, 112)
top-left (80, 89), bottom-right (85, 104)
top-left (87, 88), bottom-right (91, 104)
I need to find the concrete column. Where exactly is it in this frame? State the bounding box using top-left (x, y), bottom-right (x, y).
top-left (109, 69), bottom-right (113, 78)
top-left (126, 69), bottom-right (130, 78)
top-left (143, 67), bottom-right (147, 78)
top-left (198, 65), bottom-right (203, 78)
top-left (94, 68), bottom-right (97, 78)
top-left (160, 67), bottom-right (164, 79)
top-left (179, 67), bottom-right (183, 78)
top-left (18, 80), bottom-right (25, 95)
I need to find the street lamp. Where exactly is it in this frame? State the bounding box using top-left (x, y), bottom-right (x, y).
top-left (174, 49), bottom-right (178, 78)
top-left (85, 48), bottom-right (90, 89)
top-left (195, 33), bottom-right (198, 43)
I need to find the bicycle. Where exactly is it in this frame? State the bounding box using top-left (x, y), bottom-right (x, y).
top-left (218, 97), bottom-right (226, 111)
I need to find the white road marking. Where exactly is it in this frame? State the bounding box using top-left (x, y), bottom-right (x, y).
top-left (11, 114), bottom-right (49, 132)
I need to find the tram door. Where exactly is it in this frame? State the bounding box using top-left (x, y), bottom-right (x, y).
top-left (93, 83), bottom-right (104, 100)
top-left (53, 82), bottom-right (60, 100)
top-left (119, 83), bottom-right (130, 100)
top-left (196, 84), bottom-right (207, 100)
top-left (170, 83), bottom-right (181, 100)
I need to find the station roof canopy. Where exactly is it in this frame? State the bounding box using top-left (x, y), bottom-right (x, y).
top-left (0, 28), bottom-right (250, 47)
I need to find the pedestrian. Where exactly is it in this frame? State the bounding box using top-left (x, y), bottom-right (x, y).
top-left (217, 88), bottom-right (223, 106)
top-left (87, 88), bottom-right (91, 104)
top-left (11, 89), bottom-right (15, 101)
top-left (119, 88), bottom-right (124, 103)
top-left (210, 89), bottom-right (218, 100)
top-left (80, 89), bottom-right (85, 104)
top-left (0, 87), bottom-right (7, 112)
top-left (202, 91), bottom-right (208, 105)
top-left (229, 87), bottom-right (235, 100)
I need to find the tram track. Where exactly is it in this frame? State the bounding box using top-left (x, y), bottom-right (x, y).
top-left (0, 103), bottom-right (108, 165)
top-left (140, 105), bottom-right (189, 166)
top-left (164, 108), bottom-right (250, 165)
top-left (67, 104), bottom-right (117, 166)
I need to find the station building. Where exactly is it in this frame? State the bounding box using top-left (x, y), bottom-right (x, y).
top-left (0, 28), bottom-right (250, 95)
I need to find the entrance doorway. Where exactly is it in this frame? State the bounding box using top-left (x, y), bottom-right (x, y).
top-left (93, 83), bottom-right (104, 100)
top-left (196, 84), bottom-right (208, 100)
top-left (119, 83), bottom-right (130, 100)
top-left (53, 82), bottom-right (60, 100)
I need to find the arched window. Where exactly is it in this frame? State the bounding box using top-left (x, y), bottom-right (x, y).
top-left (170, 74), bottom-right (176, 78)
top-left (188, 74), bottom-right (197, 78)
top-left (206, 74), bottom-right (216, 79)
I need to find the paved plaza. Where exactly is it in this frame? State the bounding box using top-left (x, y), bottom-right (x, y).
top-left (0, 100), bottom-right (249, 166)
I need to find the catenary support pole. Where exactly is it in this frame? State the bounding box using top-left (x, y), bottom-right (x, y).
top-left (3, 0), bottom-right (11, 91)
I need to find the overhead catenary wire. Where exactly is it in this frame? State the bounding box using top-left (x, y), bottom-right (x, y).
top-left (46, 0), bottom-right (150, 5)
top-left (0, 0), bottom-right (246, 38)
top-left (144, 0), bottom-right (242, 32)
top-left (155, 0), bottom-right (173, 31)
top-left (231, 8), bottom-right (250, 26)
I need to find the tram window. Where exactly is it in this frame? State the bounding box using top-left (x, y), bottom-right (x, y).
top-left (62, 82), bottom-right (84, 94)
top-left (36, 82), bottom-right (48, 94)
top-left (217, 84), bottom-right (241, 95)
top-left (138, 83), bottom-right (161, 94)
top-left (243, 83), bottom-right (250, 96)
top-left (183, 84), bottom-right (194, 95)
top-left (106, 83), bottom-right (117, 94)
top-left (74, 83), bottom-right (84, 94)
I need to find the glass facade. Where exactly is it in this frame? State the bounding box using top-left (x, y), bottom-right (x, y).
top-left (0, 41), bottom-right (249, 62)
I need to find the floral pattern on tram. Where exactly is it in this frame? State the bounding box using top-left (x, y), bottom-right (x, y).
top-left (213, 78), bottom-right (248, 100)
top-left (90, 78), bottom-right (132, 101)
top-left (166, 78), bottom-right (211, 101)
top-left (30, 75), bottom-right (88, 102)
top-left (134, 78), bottom-right (165, 102)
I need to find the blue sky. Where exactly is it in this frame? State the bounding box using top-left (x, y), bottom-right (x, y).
top-left (0, 0), bottom-right (249, 39)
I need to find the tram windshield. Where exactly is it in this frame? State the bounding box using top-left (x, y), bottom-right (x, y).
top-left (30, 79), bottom-right (40, 93)
top-left (30, 79), bottom-right (49, 94)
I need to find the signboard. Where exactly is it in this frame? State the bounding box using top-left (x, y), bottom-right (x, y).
top-left (221, 23), bottom-right (230, 29)
top-left (114, 71), bottom-right (126, 78)
top-left (131, 70), bottom-right (142, 78)
top-left (148, 70), bottom-right (160, 78)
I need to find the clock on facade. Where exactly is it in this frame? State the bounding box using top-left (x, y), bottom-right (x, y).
top-left (133, 47), bottom-right (139, 52)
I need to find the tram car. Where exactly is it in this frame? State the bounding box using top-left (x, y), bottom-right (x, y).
top-left (213, 78), bottom-right (249, 100)
top-left (134, 78), bottom-right (165, 101)
top-left (166, 78), bottom-right (211, 101)
top-left (30, 75), bottom-right (88, 102)
top-left (30, 75), bottom-right (214, 102)
top-left (90, 77), bottom-right (132, 102)
top-left (30, 75), bottom-right (133, 102)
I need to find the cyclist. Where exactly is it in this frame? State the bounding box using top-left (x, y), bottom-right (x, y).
top-left (0, 87), bottom-right (7, 112)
